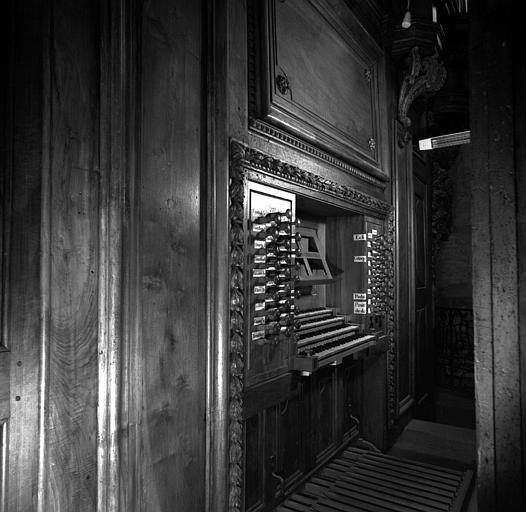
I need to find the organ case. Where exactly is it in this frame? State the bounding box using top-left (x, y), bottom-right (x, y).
top-left (229, 141), bottom-right (393, 512)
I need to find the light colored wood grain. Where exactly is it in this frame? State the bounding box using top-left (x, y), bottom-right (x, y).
top-left (45, 2), bottom-right (101, 509)
top-left (4, 2), bottom-right (46, 510)
top-left (138, 1), bottom-right (205, 509)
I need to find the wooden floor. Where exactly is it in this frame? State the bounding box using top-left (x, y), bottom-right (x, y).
top-left (388, 419), bottom-right (476, 471)
top-left (388, 419), bottom-right (477, 512)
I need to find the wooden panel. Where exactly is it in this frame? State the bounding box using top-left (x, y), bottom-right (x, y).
top-left (515, 4), bottom-right (526, 502)
top-left (264, 404), bottom-right (278, 506)
top-left (413, 175), bottom-right (428, 290)
top-left (45, 1), bottom-right (101, 508)
top-left (0, 357), bottom-right (8, 421)
top-left (253, 0), bottom-right (384, 174)
top-left (342, 361), bottom-right (360, 441)
top-left (415, 306), bottom-right (427, 402)
top-left (361, 350), bottom-right (387, 449)
top-left (413, 161), bottom-right (433, 414)
top-left (394, 123), bottom-right (414, 415)
top-left (0, 421), bottom-right (6, 511)
top-left (2, 2), bottom-right (44, 510)
top-left (312, 367), bottom-right (337, 462)
top-left (138, 1), bottom-right (205, 510)
top-left (470, 1), bottom-right (524, 509)
top-left (326, 216), bottom-right (367, 324)
top-left (0, 18), bottom-right (13, 508)
top-left (277, 394), bottom-right (305, 491)
top-left (244, 414), bottom-right (264, 511)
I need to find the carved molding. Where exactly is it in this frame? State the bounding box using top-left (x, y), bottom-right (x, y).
top-left (385, 210), bottom-right (396, 427)
top-left (398, 46), bottom-right (447, 143)
top-left (250, 120), bottom-right (388, 187)
top-left (234, 140), bottom-right (392, 216)
top-left (275, 74), bottom-right (291, 95)
top-left (228, 143), bottom-right (246, 512)
top-left (368, 210), bottom-right (396, 427)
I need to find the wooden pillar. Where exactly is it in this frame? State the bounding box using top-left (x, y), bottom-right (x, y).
top-left (470, 1), bottom-right (526, 509)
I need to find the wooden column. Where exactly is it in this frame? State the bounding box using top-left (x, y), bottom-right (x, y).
top-left (205, 0), bottom-right (230, 511)
top-left (470, 1), bottom-right (526, 509)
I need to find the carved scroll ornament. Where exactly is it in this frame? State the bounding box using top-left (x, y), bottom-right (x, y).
top-left (398, 46), bottom-right (447, 142)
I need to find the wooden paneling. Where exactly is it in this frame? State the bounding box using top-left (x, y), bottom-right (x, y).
top-left (3, 0), bottom-right (208, 510)
top-left (4, 1), bottom-right (45, 511)
top-left (326, 216), bottom-right (364, 320)
top-left (277, 394), bottom-right (304, 491)
top-left (311, 368), bottom-right (337, 462)
top-left (393, 123), bottom-right (414, 416)
top-left (244, 414), bottom-right (263, 511)
top-left (0, 13), bottom-right (13, 510)
top-left (0, 421), bottom-right (6, 511)
top-left (0, 357), bottom-right (8, 420)
top-left (413, 161), bottom-right (433, 414)
top-left (249, 0), bottom-right (387, 179)
top-left (205, 1), bottom-right (231, 510)
top-left (341, 362), bottom-right (357, 440)
top-left (470, 1), bottom-right (525, 509)
top-left (44, 1), bottom-right (101, 508)
top-left (361, 353), bottom-right (387, 449)
top-left (515, 5), bottom-right (526, 503)
top-left (138, 0), bottom-right (205, 510)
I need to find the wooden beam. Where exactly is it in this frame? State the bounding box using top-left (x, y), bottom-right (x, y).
top-left (470, 1), bottom-right (525, 510)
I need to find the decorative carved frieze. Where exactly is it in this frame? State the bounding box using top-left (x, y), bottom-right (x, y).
top-left (398, 46), bottom-right (447, 143)
top-left (234, 141), bottom-right (391, 216)
top-left (249, 120), bottom-right (388, 188)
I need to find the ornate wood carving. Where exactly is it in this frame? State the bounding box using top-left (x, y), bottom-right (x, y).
top-left (368, 210), bottom-right (396, 427)
top-left (398, 46), bottom-right (447, 143)
top-left (227, 139), bottom-right (397, 505)
top-left (249, 120), bottom-right (387, 187)
top-left (385, 210), bottom-right (396, 427)
top-left (275, 74), bottom-right (291, 95)
top-left (235, 141), bottom-right (391, 216)
top-left (228, 142), bottom-right (246, 512)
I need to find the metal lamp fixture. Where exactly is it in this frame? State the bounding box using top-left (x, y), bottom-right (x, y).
top-left (402, 0), bottom-right (412, 28)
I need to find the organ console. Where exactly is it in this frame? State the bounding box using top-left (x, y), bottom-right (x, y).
top-left (243, 180), bottom-right (388, 384)
top-left (234, 151), bottom-right (394, 512)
